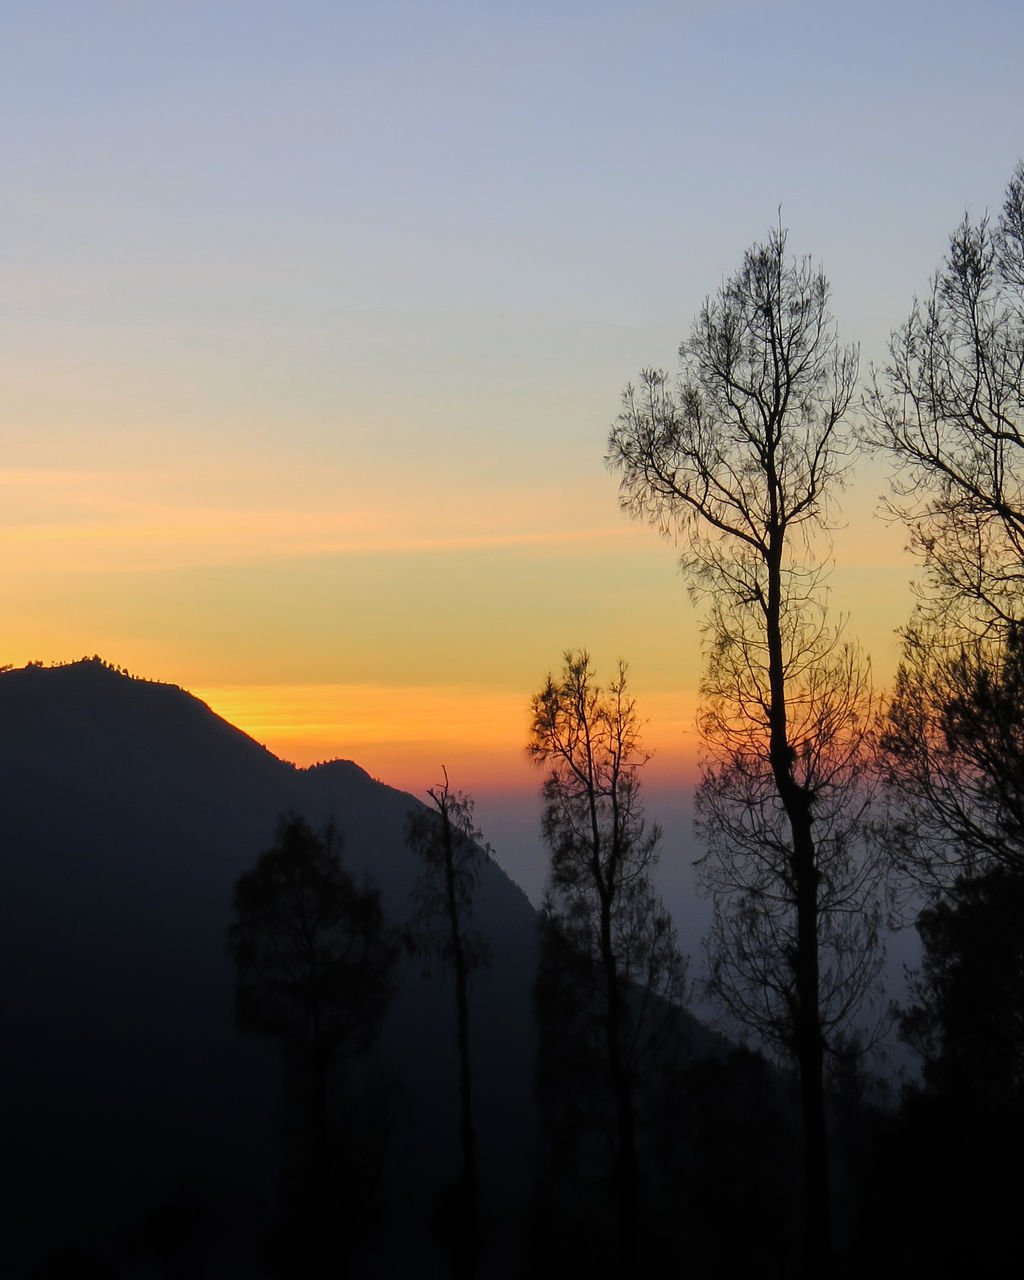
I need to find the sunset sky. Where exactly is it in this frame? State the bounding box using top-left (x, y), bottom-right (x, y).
top-left (3, 0), bottom-right (1022, 897)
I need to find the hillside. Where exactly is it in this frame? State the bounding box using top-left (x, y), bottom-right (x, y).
top-left (0, 659), bottom-right (541, 1273)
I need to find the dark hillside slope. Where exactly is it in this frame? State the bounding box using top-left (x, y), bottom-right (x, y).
top-left (0, 660), bottom-right (538, 1268)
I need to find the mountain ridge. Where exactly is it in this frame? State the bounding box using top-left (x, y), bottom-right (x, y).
top-left (0, 657), bottom-right (540, 1271)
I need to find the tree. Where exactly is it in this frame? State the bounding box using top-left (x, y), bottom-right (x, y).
top-left (607, 227), bottom-right (880, 1273)
top-left (405, 771), bottom-right (492, 1280)
top-left (864, 162), bottom-right (1024, 634)
top-left (861, 170), bottom-right (1024, 1272)
top-left (696, 633), bottom-right (880, 1061)
top-left (528, 651), bottom-right (687, 1280)
top-left (887, 863), bottom-right (1024, 1277)
top-left (865, 165), bottom-right (1024, 886)
top-left (879, 619), bottom-right (1024, 884)
top-left (901, 864), bottom-right (1024, 1106)
top-left (228, 812), bottom-right (399, 1275)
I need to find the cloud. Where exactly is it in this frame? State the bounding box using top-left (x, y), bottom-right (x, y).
top-left (0, 465), bottom-right (649, 574)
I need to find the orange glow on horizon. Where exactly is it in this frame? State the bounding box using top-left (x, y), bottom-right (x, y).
top-left (192, 681), bottom-right (702, 795)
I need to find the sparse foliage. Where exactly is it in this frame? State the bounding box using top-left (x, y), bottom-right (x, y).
top-left (608, 227), bottom-right (882, 1273)
top-left (406, 773), bottom-right (492, 981)
top-left (529, 652), bottom-right (687, 1279)
top-left (406, 772), bottom-right (492, 1280)
top-left (697, 634), bottom-right (881, 1060)
top-left (867, 165), bottom-right (1024, 890)
top-left (864, 162), bottom-right (1024, 633)
top-left (880, 619), bottom-right (1024, 884)
top-left (852, 166), bottom-right (1024, 1274)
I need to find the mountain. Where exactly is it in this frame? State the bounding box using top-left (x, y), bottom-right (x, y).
top-left (0, 659), bottom-right (540, 1273)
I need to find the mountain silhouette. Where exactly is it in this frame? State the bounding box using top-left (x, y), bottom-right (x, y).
top-left (0, 659), bottom-right (539, 1271)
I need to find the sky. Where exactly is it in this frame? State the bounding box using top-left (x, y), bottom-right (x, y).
top-left (2, 0), bottom-right (1022, 903)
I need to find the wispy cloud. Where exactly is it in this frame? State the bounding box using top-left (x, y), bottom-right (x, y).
top-left (0, 466), bottom-right (648, 574)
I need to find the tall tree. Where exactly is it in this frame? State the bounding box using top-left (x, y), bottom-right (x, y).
top-left (864, 161), bottom-right (1024, 634)
top-left (862, 170), bottom-right (1024, 1274)
top-left (866, 164), bottom-right (1024, 885)
top-left (607, 227), bottom-right (879, 1274)
top-left (405, 771), bottom-right (491, 1280)
top-left (228, 813), bottom-right (398, 1276)
top-left (528, 651), bottom-right (687, 1280)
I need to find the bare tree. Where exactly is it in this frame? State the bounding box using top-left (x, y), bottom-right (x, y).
top-left (406, 772), bottom-right (491, 1280)
top-left (528, 651), bottom-right (687, 1280)
top-left (607, 227), bottom-right (880, 1274)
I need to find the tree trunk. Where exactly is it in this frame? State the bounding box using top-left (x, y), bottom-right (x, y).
top-left (766, 543), bottom-right (830, 1276)
top-left (443, 808), bottom-right (479, 1280)
top-left (789, 801), bottom-right (829, 1277)
top-left (600, 894), bottom-right (637, 1278)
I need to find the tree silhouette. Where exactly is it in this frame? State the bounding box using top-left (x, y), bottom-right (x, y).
top-left (405, 771), bottom-right (492, 1280)
top-left (528, 652), bottom-right (687, 1279)
top-left (880, 619), bottom-right (1024, 885)
top-left (864, 165), bottom-right (1024, 890)
top-left (853, 172), bottom-right (1024, 1272)
top-left (864, 162), bottom-right (1024, 634)
top-left (228, 812), bottom-right (398, 1275)
top-left (608, 227), bottom-right (881, 1274)
top-left (901, 865), bottom-right (1024, 1105)
top-left (886, 863), bottom-right (1024, 1277)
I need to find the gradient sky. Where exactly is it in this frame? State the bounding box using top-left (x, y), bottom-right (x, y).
top-left (3, 0), bottom-right (1022, 899)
